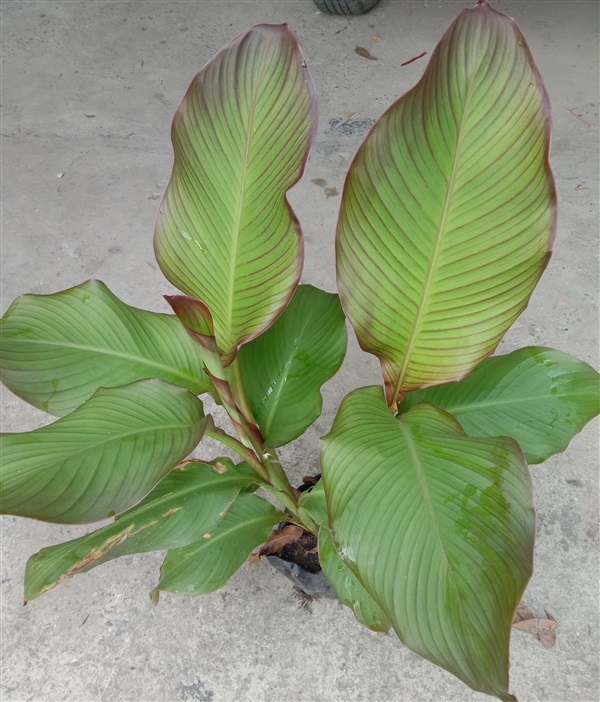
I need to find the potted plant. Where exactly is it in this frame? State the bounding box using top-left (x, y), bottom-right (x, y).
top-left (1, 2), bottom-right (598, 700)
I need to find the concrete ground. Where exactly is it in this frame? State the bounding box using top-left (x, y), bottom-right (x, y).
top-left (1, 1), bottom-right (598, 700)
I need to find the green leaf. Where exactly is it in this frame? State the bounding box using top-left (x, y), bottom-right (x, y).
top-left (298, 479), bottom-right (328, 527)
top-left (0, 380), bottom-right (207, 523)
top-left (0, 280), bottom-right (212, 416)
top-left (239, 285), bottom-right (347, 446)
top-left (318, 527), bottom-right (390, 633)
top-left (154, 493), bottom-right (283, 597)
top-left (24, 459), bottom-right (256, 601)
top-left (154, 24), bottom-right (317, 357)
top-left (399, 347), bottom-right (600, 463)
top-left (321, 386), bottom-right (534, 702)
top-left (336, 3), bottom-right (555, 407)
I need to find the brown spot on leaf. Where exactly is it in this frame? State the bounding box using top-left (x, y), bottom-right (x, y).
top-left (213, 461), bottom-right (228, 474)
top-left (202, 533), bottom-right (212, 539)
top-left (162, 507), bottom-right (182, 517)
top-left (219, 500), bottom-right (234, 519)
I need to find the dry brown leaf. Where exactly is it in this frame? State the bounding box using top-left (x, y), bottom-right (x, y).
top-left (355, 46), bottom-right (378, 61)
top-left (512, 604), bottom-right (559, 648)
top-left (258, 525), bottom-right (304, 558)
top-left (248, 552), bottom-right (261, 567)
top-left (513, 604), bottom-right (534, 623)
top-left (342, 111), bottom-right (356, 119)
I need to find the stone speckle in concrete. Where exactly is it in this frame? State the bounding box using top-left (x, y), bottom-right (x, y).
top-left (1, 1), bottom-right (598, 701)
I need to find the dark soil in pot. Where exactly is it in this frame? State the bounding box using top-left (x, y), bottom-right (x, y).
top-left (265, 475), bottom-right (336, 599)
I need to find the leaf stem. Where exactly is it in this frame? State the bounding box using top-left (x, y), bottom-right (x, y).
top-left (204, 420), bottom-right (269, 482)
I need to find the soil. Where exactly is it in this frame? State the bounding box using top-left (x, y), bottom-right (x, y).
top-left (277, 530), bottom-right (321, 573)
top-left (272, 474), bottom-right (322, 573)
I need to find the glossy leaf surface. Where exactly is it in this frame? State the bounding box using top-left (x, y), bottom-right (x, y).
top-left (23, 459), bottom-right (255, 601)
top-left (319, 527), bottom-right (390, 632)
top-left (321, 386), bottom-right (534, 701)
top-left (400, 347), bottom-right (600, 463)
top-left (239, 285), bottom-right (347, 446)
top-left (336, 3), bottom-right (555, 406)
top-left (155, 493), bottom-right (282, 597)
top-left (154, 24), bottom-right (317, 356)
top-left (0, 280), bottom-right (212, 416)
top-left (0, 380), bottom-right (206, 523)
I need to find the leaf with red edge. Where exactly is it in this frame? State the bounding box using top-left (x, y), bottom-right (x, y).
top-left (154, 24), bottom-right (317, 357)
top-left (336, 2), bottom-right (556, 407)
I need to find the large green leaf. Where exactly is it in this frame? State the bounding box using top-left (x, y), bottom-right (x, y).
top-left (400, 347), bottom-right (600, 463)
top-left (336, 2), bottom-right (555, 407)
top-left (154, 24), bottom-right (317, 357)
top-left (318, 527), bottom-right (390, 633)
top-left (298, 479), bottom-right (388, 631)
top-left (23, 459), bottom-right (255, 601)
top-left (153, 492), bottom-right (283, 599)
top-left (238, 285), bottom-right (347, 446)
top-left (0, 280), bottom-right (212, 416)
top-left (321, 386), bottom-right (534, 701)
top-left (0, 380), bottom-right (207, 523)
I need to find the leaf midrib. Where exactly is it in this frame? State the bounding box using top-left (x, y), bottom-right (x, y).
top-left (397, 418), bottom-right (478, 664)
top-left (5, 337), bottom-right (201, 388)
top-left (7, 419), bottom-right (203, 474)
top-left (261, 316), bottom-right (313, 436)
top-left (224, 58), bottom-right (269, 352)
top-left (392, 66), bottom-right (477, 404)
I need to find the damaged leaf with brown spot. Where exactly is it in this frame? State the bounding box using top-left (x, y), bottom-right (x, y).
top-left (155, 493), bottom-right (283, 597)
top-left (24, 459), bottom-right (256, 601)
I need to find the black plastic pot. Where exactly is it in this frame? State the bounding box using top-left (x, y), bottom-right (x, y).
top-left (313, 0), bottom-right (380, 15)
top-left (266, 474), bottom-right (335, 599)
top-left (267, 554), bottom-right (335, 598)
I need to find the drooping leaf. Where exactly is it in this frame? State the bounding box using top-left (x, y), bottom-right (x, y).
top-left (336, 2), bottom-right (555, 407)
top-left (154, 493), bottom-right (283, 597)
top-left (239, 285), bottom-right (347, 446)
top-left (321, 386), bottom-right (534, 702)
top-left (154, 24), bottom-right (317, 357)
top-left (0, 280), bottom-right (212, 416)
top-left (399, 347), bottom-right (600, 463)
top-left (0, 380), bottom-right (207, 523)
top-left (23, 459), bottom-right (255, 601)
top-left (318, 527), bottom-right (390, 633)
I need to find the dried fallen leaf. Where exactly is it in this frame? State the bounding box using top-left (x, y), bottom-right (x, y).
top-left (248, 552), bottom-right (261, 567)
top-left (513, 604), bottom-right (534, 623)
top-left (355, 46), bottom-right (378, 61)
top-left (258, 524), bottom-right (304, 558)
top-left (575, 184), bottom-right (589, 191)
top-left (342, 111), bottom-right (356, 119)
top-left (512, 604), bottom-right (559, 648)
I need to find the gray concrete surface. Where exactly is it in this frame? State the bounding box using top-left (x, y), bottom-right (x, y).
top-left (1, 1), bottom-right (598, 700)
